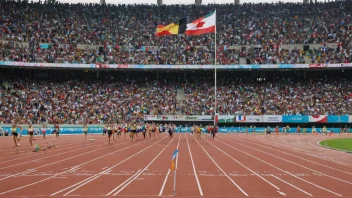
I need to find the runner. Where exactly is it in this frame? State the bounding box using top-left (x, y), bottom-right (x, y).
top-left (117, 124), bottom-right (122, 139)
top-left (196, 125), bottom-right (201, 138)
top-left (151, 123), bottom-right (156, 139)
top-left (103, 125), bottom-right (107, 136)
top-left (297, 125), bottom-right (301, 135)
top-left (123, 124), bottom-right (127, 140)
top-left (275, 126), bottom-right (279, 135)
top-left (107, 124), bottom-right (113, 144)
top-left (130, 123), bottom-right (136, 142)
top-left (168, 125), bottom-right (173, 139)
top-left (54, 123), bottom-right (60, 139)
top-left (41, 124), bottom-right (47, 139)
top-left (142, 124), bottom-right (146, 139)
top-left (113, 124), bottom-right (117, 142)
top-left (11, 124), bottom-right (22, 148)
top-left (83, 123), bottom-right (88, 140)
top-left (312, 126), bottom-right (317, 135)
top-left (323, 126), bottom-right (327, 136)
top-left (28, 124), bottom-right (35, 146)
top-left (207, 125), bottom-right (213, 139)
top-left (211, 125), bottom-right (218, 140)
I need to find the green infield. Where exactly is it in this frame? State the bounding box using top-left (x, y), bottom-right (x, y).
top-left (319, 138), bottom-right (352, 152)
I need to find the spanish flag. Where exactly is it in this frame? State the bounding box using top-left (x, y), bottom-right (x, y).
top-left (170, 149), bottom-right (179, 170)
top-left (155, 18), bottom-right (187, 37)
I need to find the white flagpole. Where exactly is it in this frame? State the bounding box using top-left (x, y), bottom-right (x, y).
top-left (214, 9), bottom-right (217, 126)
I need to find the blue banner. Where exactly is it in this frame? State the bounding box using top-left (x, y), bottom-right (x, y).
top-left (282, 115), bottom-right (309, 123)
top-left (327, 115), bottom-right (349, 123)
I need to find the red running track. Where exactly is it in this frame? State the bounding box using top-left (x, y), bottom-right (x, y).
top-left (0, 133), bottom-right (351, 198)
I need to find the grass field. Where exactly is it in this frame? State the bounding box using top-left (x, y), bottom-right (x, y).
top-left (319, 138), bottom-right (352, 152)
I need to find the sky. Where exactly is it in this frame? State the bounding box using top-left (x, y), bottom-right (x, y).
top-left (35, 0), bottom-right (328, 5)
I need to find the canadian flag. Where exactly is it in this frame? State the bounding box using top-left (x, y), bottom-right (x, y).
top-left (309, 115), bottom-right (327, 123)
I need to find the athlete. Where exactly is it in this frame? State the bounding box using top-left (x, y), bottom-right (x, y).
top-left (28, 124), bottom-right (35, 146)
top-left (103, 125), bottom-right (107, 136)
top-left (122, 124), bottom-right (127, 140)
top-left (83, 123), bottom-right (88, 140)
top-left (323, 126), bottom-right (327, 136)
top-left (275, 126), bottom-right (279, 135)
top-left (196, 125), bottom-right (201, 138)
top-left (11, 124), bottom-right (22, 147)
top-left (117, 124), bottom-right (122, 139)
top-left (210, 125), bottom-right (216, 140)
top-left (142, 124), bottom-right (146, 139)
top-left (112, 124), bottom-right (117, 142)
top-left (312, 126), bottom-right (317, 135)
top-left (297, 125), bottom-right (301, 135)
top-left (54, 123), bottom-right (60, 139)
top-left (131, 123), bottom-right (136, 142)
top-left (168, 125), bottom-right (173, 139)
top-left (107, 124), bottom-right (113, 144)
top-left (41, 124), bottom-right (47, 139)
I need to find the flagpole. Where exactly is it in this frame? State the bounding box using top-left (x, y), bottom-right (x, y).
top-left (214, 9), bottom-right (217, 126)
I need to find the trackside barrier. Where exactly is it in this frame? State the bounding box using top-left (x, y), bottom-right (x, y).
top-left (0, 125), bottom-right (350, 135)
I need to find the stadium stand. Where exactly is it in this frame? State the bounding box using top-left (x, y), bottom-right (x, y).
top-left (1, 1), bottom-right (352, 64)
top-left (1, 69), bottom-right (351, 124)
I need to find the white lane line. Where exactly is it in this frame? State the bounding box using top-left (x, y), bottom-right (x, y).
top-left (112, 138), bottom-right (174, 196)
top-left (0, 139), bottom-right (152, 195)
top-left (186, 134), bottom-right (203, 196)
top-left (204, 139), bottom-right (281, 191)
top-left (235, 135), bottom-right (352, 175)
top-left (0, 139), bottom-right (133, 181)
top-left (159, 134), bottom-right (181, 196)
top-left (271, 175), bottom-right (313, 196)
top-left (0, 142), bottom-right (104, 170)
top-left (193, 136), bottom-right (248, 196)
top-left (0, 139), bottom-right (85, 163)
top-left (0, 169), bottom-right (37, 181)
top-left (216, 139), bottom-right (343, 197)
top-left (51, 138), bottom-right (161, 196)
top-left (257, 135), bottom-right (352, 167)
top-left (0, 167), bottom-right (79, 195)
top-left (106, 170), bottom-right (142, 196)
top-left (225, 136), bottom-right (352, 185)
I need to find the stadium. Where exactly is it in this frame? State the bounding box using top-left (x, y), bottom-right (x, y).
top-left (0, 0), bottom-right (352, 197)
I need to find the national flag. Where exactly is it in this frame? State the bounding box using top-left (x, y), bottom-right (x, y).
top-left (170, 149), bottom-right (179, 170)
top-left (185, 10), bottom-right (216, 36)
top-left (155, 18), bottom-right (187, 37)
top-left (236, 115), bottom-right (246, 122)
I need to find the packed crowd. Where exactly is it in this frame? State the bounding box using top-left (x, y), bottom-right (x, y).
top-left (181, 75), bottom-right (352, 116)
top-left (1, 73), bottom-right (351, 124)
top-left (1, 1), bottom-right (352, 64)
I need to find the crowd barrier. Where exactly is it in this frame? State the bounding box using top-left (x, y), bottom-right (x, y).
top-left (0, 125), bottom-right (350, 136)
top-left (0, 61), bottom-right (351, 69)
